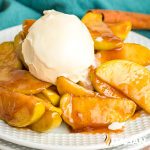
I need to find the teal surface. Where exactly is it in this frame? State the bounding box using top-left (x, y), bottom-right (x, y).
top-left (0, 0), bottom-right (150, 38)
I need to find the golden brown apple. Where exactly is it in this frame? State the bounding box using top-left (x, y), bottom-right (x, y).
top-left (107, 21), bottom-right (132, 40)
top-left (0, 42), bottom-right (22, 69)
top-left (60, 94), bottom-right (136, 130)
top-left (96, 43), bottom-right (150, 66)
top-left (82, 12), bottom-right (123, 50)
top-left (0, 69), bottom-right (51, 94)
top-left (0, 88), bottom-right (45, 127)
top-left (42, 88), bottom-right (60, 106)
top-left (30, 109), bottom-right (62, 132)
top-left (22, 19), bottom-right (36, 36)
top-left (56, 76), bottom-right (95, 96)
top-left (96, 60), bottom-right (150, 113)
top-left (90, 67), bottom-right (126, 98)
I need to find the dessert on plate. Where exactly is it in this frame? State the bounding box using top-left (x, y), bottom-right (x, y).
top-left (0, 10), bottom-right (150, 134)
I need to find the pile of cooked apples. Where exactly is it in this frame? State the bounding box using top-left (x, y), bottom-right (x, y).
top-left (0, 11), bottom-right (150, 133)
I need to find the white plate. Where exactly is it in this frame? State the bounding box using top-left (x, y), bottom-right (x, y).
top-left (0, 26), bottom-right (150, 150)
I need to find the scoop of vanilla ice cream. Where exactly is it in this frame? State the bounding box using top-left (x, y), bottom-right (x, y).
top-left (22, 10), bottom-right (94, 84)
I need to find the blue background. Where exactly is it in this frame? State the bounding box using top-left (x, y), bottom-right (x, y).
top-left (0, 0), bottom-right (150, 38)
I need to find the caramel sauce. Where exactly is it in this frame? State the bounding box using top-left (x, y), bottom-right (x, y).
top-left (0, 69), bottom-right (50, 94)
top-left (70, 111), bottom-right (140, 134)
top-left (69, 111), bottom-right (141, 134)
top-left (71, 126), bottom-right (124, 134)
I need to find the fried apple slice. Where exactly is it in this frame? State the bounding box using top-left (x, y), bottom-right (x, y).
top-left (96, 60), bottom-right (150, 113)
top-left (36, 93), bottom-right (62, 115)
top-left (14, 32), bottom-right (27, 68)
top-left (96, 43), bottom-right (150, 66)
top-left (14, 20), bottom-right (35, 68)
top-left (30, 109), bottom-right (62, 132)
top-left (0, 42), bottom-right (22, 69)
top-left (82, 11), bottom-right (103, 27)
top-left (23, 19), bottom-right (36, 36)
top-left (60, 94), bottom-right (136, 130)
top-left (82, 12), bottom-right (123, 50)
top-left (0, 88), bottom-right (45, 127)
top-left (56, 76), bottom-right (95, 96)
top-left (0, 69), bottom-right (51, 94)
top-left (90, 67), bottom-right (126, 98)
top-left (30, 93), bottom-right (62, 132)
top-left (42, 88), bottom-right (60, 106)
top-left (14, 32), bottom-right (24, 49)
top-left (107, 21), bottom-right (132, 40)
top-left (93, 34), bottom-right (123, 51)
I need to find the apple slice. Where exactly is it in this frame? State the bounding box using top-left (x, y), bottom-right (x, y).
top-left (36, 93), bottom-right (62, 115)
top-left (0, 88), bottom-right (45, 127)
top-left (14, 31), bottom-right (24, 49)
top-left (14, 32), bottom-right (28, 68)
top-left (56, 76), bottom-right (95, 96)
top-left (0, 42), bottom-right (22, 69)
top-left (0, 69), bottom-right (51, 94)
top-left (23, 19), bottom-right (36, 36)
top-left (96, 60), bottom-right (150, 113)
top-left (90, 67), bottom-right (126, 98)
top-left (82, 12), bottom-right (123, 50)
top-left (30, 94), bottom-right (62, 132)
top-left (96, 43), bottom-right (150, 66)
top-left (42, 88), bottom-right (60, 106)
top-left (60, 94), bottom-right (136, 130)
top-left (30, 109), bottom-right (62, 132)
top-left (14, 20), bottom-right (36, 68)
top-left (107, 21), bottom-right (132, 40)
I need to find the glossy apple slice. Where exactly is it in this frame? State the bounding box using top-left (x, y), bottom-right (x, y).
top-left (42, 88), bottom-right (60, 106)
top-left (0, 42), bottom-right (22, 69)
top-left (96, 43), bottom-right (150, 66)
top-left (93, 33), bottom-right (123, 51)
top-left (14, 32), bottom-right (28, 68)
top-left (30, 93), bottom-right (62, 132)
top-left (14, 31), bottom-right (24, 49)
top-left (107, 21), bottom-right (132, 40)
top-left (90, 67), bottom-right (126, 98)
top-left (0, 88), bottom-right (45, 127)
top-left (30, 109), bottom-right (62, 132)
top-left (23, 19), bottom-right (36, 36)
top-left (56, 76), bottom-right (95, 96)
top-left (82, 12), bottom-right (123, 50)
top-left (36, 93), bottom-right (62, 115)
top-left (96, 60), bottom-right (150, 113)
top-left (0, 68), bottom-right (51, 94)
top-left (82, 11), bottom-right (103, 28)
top-left (60, 94), bottom-right (136, 130)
